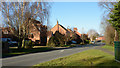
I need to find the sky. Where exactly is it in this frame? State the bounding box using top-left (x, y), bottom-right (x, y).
top-left (0, 1), bottom-right (104, 34)
top-left (49, 2), bottom-right (103, 34)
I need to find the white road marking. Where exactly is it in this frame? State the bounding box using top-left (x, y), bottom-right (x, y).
top-left (60, 50), bottom-right (64, 52)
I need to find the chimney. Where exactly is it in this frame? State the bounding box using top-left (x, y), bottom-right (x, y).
top-left (57, 20), bottom-right (59, 31)
top-left (74, 28), bottom-right (77, 32)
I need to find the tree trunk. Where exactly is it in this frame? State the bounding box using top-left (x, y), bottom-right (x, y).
top-left (18, 37), bottom-right (22, 49)
top-left (65, 41), bottom-right (67, 45)
top-left (22, 38), bottom-right (25, 48)
top-left (114, 30), bottom-right (119, 41)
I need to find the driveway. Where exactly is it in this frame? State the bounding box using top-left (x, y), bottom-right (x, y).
top-left (2, 44), bottom-right (102, 66)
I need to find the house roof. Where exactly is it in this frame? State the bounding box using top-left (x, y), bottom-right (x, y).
top-left (75, 31), bottom-right (81, 37)
top-left (59, 24), bottom-right (68, 32)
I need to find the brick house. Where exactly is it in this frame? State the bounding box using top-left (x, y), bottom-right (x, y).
top-left (1, 27), bottom-right (17, 41)
top-left (48, 21), bottom-right (70, 42)
top-left (2, 19), bottom-right (47, 46)
top-left (51, 21), bottom-right (70, 35)
top-left (27, 19), bottom-right (47, 45)
top-left (73, 27), bottom-right (81, 37)
top-left (48, 21), bottom-right (82, 43)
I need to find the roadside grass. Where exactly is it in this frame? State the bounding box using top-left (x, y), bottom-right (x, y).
top-left (102, 45), bottom-right (114, 52)
top-left (33, 49), bottom-right (120, 66)
top-left (2, 47), bottom-right (57, 58)
top-left (63, 45), bottom-right (76, 47)
top-left (3, 44), bottom-right (78, 58)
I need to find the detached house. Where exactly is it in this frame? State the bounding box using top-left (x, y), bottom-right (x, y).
top-left (2, 27), bottom-right (17, 41)
top-left (47, 21), bottom-right (70, 42)
top-left (73, 27), bottom-right (81, 37)
top-left (2, 19), bottom-right (47, 46)
top-left (27, 18), bottom-right (47, 45)
top-left (47, 21), bottom-right (82, 44)
top-left (51, 20), bottom-right (70, 35)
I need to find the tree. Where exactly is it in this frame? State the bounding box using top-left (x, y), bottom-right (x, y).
top-left (81, 27), bottom-right (85, 44)
top-left (87, 29), bottom-right (99, 41)
top-left (54, 31), bottom-right (64, 46)
top-left (64, 32), bottom-right (71, 45)
top-left (47, 36), bottom-right (59, 47)
top-left (98, 0), bottom-right (119, 42)
top-left (65, 28), bottom-right (78, 45)
top-left (104, 24), bottom-right (115, 45)
top-left (47, 31), bottom-right (64, 47)
top-left (1, 1), bottom-right (51, 49)
top-left (98, 1), bottom-right (117, 20)
top-left (108, 2), bottom-right (120, 41)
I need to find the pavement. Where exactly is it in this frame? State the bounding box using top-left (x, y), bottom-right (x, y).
top-left (2, 44), bottom-right (103, 66)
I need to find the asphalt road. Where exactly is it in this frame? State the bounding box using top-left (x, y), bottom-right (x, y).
top-left (2, 44), bottom-right (102, 66)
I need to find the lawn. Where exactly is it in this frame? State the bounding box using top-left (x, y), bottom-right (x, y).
top-left (33, 49), bottom-right (120, 66)
top-left (2, 47), bottom-right (57, 58)
top-left (102, 45), bottom-right (114, 52)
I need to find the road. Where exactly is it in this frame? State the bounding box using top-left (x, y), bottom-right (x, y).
top-left (2, 44), bottom-right (102, 66)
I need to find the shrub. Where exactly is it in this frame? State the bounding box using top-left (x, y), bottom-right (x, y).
top-left (54, 31), bottom-right (64, 45)
top-left (25, 40), bottom-right (34, 49)
top-left (47, 36), bottom-right (59, 47)
top-left (84, 40), bottom-right (90, 44)
top-left (48, 31), bottom-right (65, 47)
top-left (102, 40), bottom-right (105, 43)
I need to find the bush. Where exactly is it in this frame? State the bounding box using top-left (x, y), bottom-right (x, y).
top-left (80, 42), bottom-right (84, 45)
top-left (25, 40), bottom-right (34, 49)
top-left (47, 36), bottom-right (59, 47)
top-left (102, 40), bottom-right (105, 43)
top-left (47, 31), bottom-right (65, 47)
top-left (84, 40), bottom-right (90, 44)
top-left (54, 31), bottom-right (64, 46)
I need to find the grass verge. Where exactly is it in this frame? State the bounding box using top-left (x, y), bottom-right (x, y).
top-left (33, 49), bottom-right (120, 66)
top-left (102, 45), bottom-right (114, 52)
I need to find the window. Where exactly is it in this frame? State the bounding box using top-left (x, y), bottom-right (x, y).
top-left (39, 27), bottom-right (41, 31)
top-left (4, 31), bottom-right (8, 34)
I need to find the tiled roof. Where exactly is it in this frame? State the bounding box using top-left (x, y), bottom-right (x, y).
top-left (59, 24), bottom-right (68, 32)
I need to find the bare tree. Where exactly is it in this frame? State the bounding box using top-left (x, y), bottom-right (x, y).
top-left (87, 29), bottom-right (99, 41)
top-left (98, 0), bottom-right (118, 41)
top-left (1, 1), bottom-right (51, 49)
top-left (64, 28), bottom-right (77, 45)
top-left (81, 27), bottom-right (85, 44)
top-left (104, 24), bottom-right (115, 45)
top-left (64, 32), bottom-right (71, 45)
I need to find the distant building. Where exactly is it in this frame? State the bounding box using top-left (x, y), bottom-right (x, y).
top-left (96, 36), bottom-right (105, 41)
